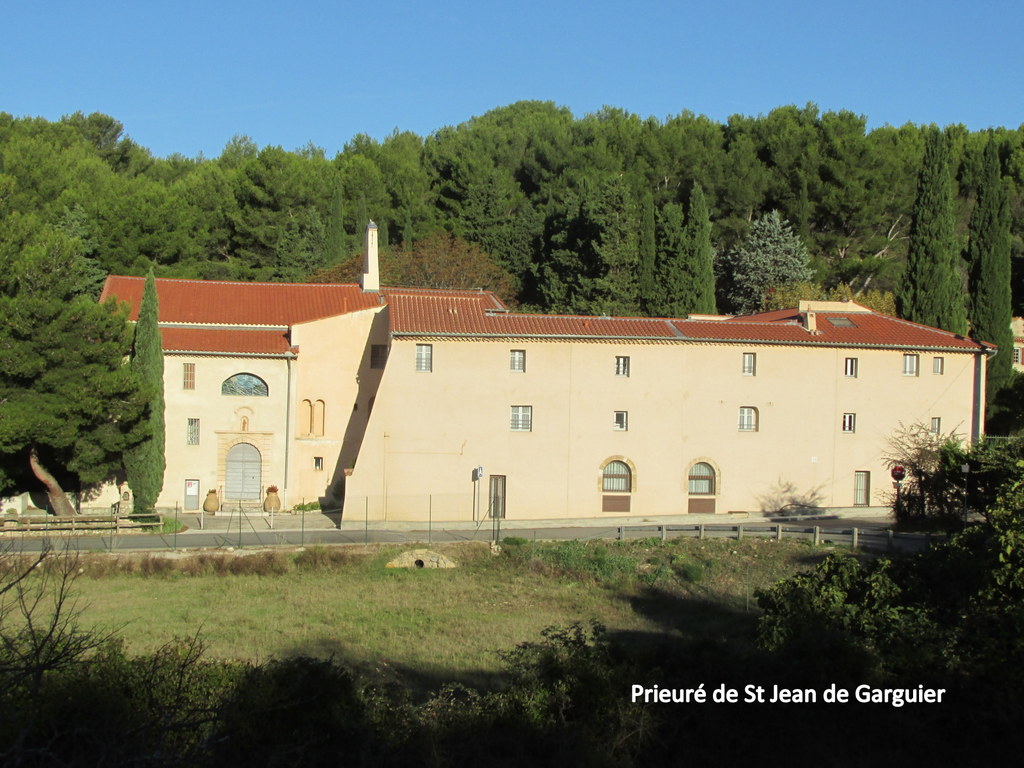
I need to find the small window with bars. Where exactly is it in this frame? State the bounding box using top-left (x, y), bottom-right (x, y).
top-left (183, 362), bottom-right (195, 390)
top-left (370, 345), bottom-right (389, 369)
top-left (854, 471), bottom-right (871, 506)
top-left (186, 418), bottom-right (200, 445)
top-left (510, 405), bottom-right (532, 432)
top-left (738, 407), bottom-right (758, 432)
top-left (510, 349), bottom-right (526, 372)
top-left (615, 356), bottom-right (630, 377)
top-left (415, 344), bottom-right (433, 372)
top-left (842, 413), bottom-right (856, 433)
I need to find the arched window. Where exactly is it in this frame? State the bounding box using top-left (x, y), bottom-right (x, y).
top-left (313, 400), bottom-right (325, 436)
top-left (300, 399), bottom-right (313, 436)
top-left (602, 460), bottom-right (632, 492)
top-left (222, 373), bottom-right (269, 397)
top-left (688, 462), bottom-right (715, 495)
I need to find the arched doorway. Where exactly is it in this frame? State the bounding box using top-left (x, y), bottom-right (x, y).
top-left (226, 443), bottom-right (262, 500)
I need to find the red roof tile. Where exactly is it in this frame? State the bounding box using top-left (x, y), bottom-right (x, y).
top-left (388, 291), bottom-right (988, 351)
top-left (160, 328), bottom-right (292, 356)
top-left (101, 276), bottom-right (381, 325)
top-left (386, 292), bottom-right (678, 338)
top-left (715, 308), bottom-right (989, 350)
top-left (101, 277), bottom-right (990, 354)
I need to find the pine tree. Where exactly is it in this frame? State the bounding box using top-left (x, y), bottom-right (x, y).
top-left (896, 127), bottom-right (968, 334)
top-left (719, 210), bottom-right (813, 314)
top-left (0, 231), bottom-right (147, 516)
top-left (124, 270), bottom-right (166, 512)
top-left (965, 136), bottom-right (1013, 415)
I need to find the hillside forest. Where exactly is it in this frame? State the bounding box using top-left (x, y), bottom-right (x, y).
top-left (2, 103), bottom-right (1022, 310)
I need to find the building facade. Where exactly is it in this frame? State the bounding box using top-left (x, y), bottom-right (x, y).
top-left (92, 228), bottom-right (991, 521)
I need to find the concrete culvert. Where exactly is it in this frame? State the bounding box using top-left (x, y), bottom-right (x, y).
top-left (386, 549), bottom-right (457, 569)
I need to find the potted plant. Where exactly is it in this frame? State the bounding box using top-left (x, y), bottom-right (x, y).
top-left (203, 489), bottom-right (219, 513)
top-left (263, 485), bottom-right (281, 513)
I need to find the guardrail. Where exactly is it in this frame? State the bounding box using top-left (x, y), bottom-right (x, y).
top-left (605, 522), bottom-right (937, 552)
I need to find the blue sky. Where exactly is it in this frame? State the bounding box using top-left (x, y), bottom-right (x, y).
top-left (4, 0), bottom-right (1020, 159)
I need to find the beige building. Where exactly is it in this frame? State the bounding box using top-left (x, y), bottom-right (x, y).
top-left (95, 226), bottom-right (992, 521)
top-left (1011, 317), bottom-right (1024, 372)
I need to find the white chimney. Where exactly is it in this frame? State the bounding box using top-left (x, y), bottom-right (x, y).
top-left (361, 220), bottom-right (380, 292)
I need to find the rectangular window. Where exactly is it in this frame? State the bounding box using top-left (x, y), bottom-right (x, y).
top-left (510, 405), bottom-right (532, 432)
top-left (742, 352), bottom-right (756, 376)
top-left (186, 418), bottom-right (200, 445)
top-left (854, 471), bottom-right (871, 506)
top-left (844, 357), bottom-right (858, 378)
top-left (1015, 347), bottom-right (1022, 365)
top-left (415, 344), bottom-right (433, 372)
top-left (931, 417), bottom-right (942, 435)
top-left (738, 406), bottom-right (758, 432)
top-left (370, 345), bottom-right (389, 369)
top-left (902, 354), bottom-right (919, 376)
top-left (613, 411), bottom-right (628, 431)
top-left (615, 356), bottom-right (630, 377)
top-left (510, 349), bottom-right (526, 372)
top-left (313, 456), bottom-right (324, 471)
top-left (932, 357), bottom-right (944, 375)
top-left (842, 413), bottom-right (856, 433)
top-left (182, 362), bottom-right (195, 390)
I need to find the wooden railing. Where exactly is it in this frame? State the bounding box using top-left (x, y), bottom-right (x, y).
top-left (0, 513), bottom-right (162, 535)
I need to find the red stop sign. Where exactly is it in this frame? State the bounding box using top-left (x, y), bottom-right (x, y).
top-left (891, 465), bottom-right (906, 482)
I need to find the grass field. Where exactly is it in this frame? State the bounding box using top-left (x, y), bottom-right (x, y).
top-left (62, 536), bottom-right (831, 690)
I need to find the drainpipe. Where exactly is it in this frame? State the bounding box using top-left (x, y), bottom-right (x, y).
top-left (284, 345), bottom-right (295, 507)
top-left (972, 348), bottom-right (993, 443)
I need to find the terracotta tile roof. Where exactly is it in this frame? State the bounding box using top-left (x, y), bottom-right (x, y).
top-left (712, 309), bottom-right (989, 350)
top-left (160, 327), bottom-right (293, 356)
top-left (101, 276), bottom-right (381, 325)
top-left (386, 292), bottom-right (678, 338)
top-left (101, 276), bottom-right (990, 354)
top-left (388, 290), bottom-right (989, 352)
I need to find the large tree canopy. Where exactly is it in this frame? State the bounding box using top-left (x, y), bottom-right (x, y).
top-left (3, 104), bottom-right (1024, 330)
top-left (0, 227), bottom-right (147, 515)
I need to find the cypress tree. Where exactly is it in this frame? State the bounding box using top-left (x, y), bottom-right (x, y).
top-left (651, 202), bottom-right (685, 317)
top-left (896, 127), bottom-right (968, 334)
top-left (124, 269), bottom-right (165, 512)
top-left (681, 184), bottom-right (716, 315)
top-left (966, 136), bottom-right (1013, 413)
top-left (638, 190), bottom-right (657, 315)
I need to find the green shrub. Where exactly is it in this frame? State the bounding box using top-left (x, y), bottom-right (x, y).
top-left (672, 554), bottom-right (704, 583)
